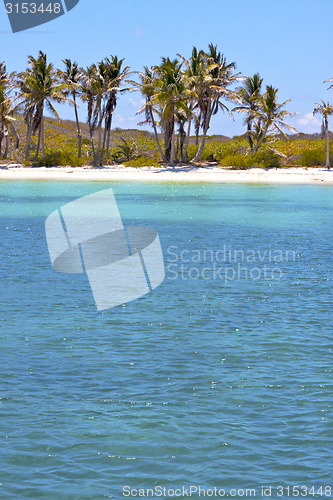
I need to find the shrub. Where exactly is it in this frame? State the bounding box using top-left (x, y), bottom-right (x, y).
top-left (103, 146), bottom-right (120, 164)
top-left (186, 140), bottom-right (248, 163)
top-left (250, 148), bottom-right (281, 168)
top-left (218, 148), bottom-right (281, 169)
top-left (301, 148), bottom-right (324, 166)
top-left (201, 140), bottom-right (247, 162)
top-left (111, 138), bottom-right (138, 162)
top-left (219, 154), bottom-right (249, 169)
top-left (135, 136), bottom-right (160, 155)
top-left (31, 148), bottom-right (86, 167)
top-left (300, 146), bottom-right (333, 166)
top-left (186, 144), bottom-right (199, 161)
top-left (125, 156), bottom-right (161, 168)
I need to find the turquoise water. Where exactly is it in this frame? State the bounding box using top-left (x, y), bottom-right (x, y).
top-left (0, 181), bottom-right (332, 500)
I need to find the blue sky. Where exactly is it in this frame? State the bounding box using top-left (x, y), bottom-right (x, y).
top-left (1, 0), bottom-right (332, 136)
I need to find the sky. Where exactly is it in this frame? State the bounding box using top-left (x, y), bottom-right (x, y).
top-left (0, 0), bottom-right (333, 136)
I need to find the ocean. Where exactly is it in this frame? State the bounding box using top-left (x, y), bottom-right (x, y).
top-left (1, 180), bottom-right (332, 499)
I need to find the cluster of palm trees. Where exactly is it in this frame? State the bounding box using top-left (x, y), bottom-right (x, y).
top-left (78, 56), bottom-right (130, 165)
top-left (132, 45), bottom-right (298, 166)
top-left (0, 50), bottom-right (129, 165)
top-left (0, 62), bottom-right (20, 162)
top-left (0, 45), bottom-right (331, 167)
top-left (313, 78), bottom-right (333, 169)
top-left (233, 74), bottom-right (297, 152)
top-left (132, 45), bottom-right (240, 165)
top-left (17, 51), bottom-right (66, 161)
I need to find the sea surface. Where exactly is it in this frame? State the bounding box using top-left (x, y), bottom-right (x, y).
top-left (0, 180), bottom-right (332, 500)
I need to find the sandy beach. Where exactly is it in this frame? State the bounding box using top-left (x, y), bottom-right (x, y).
top-left (0, 164), bottom-right (333, 184)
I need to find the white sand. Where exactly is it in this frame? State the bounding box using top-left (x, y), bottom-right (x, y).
top-left (1, 164), bottom-right (333, 184)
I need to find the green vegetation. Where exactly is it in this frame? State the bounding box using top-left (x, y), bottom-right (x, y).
top-left (0, 46), bottom-right (332, 169)
top-left (57, 59), bottom-right (83, 158)
top-left (233, 73), bottom-right (263, 152)
top-left (17, 51), bottom-right (69, 160)
top-left (313, 100), bottom-right (333, 169)
top-left (80, 55), bottom-right (130, 166)
top-left (125, 157), bottom-right (161, 168)
top-left (1, 112), bottom-right (332, 169)
top-left (219, 148), bottom-right (281, 169)
top-left (0, 63), bottom-right (20, 162)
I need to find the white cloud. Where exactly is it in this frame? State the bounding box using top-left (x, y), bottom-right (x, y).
top-left (115, 114), bottom-right (125, 124)
top-left (134, 27), bottom-right (143, 37)
top-left (128, 96), bottom-right (145, 109)
top-left (113, 114), bottom-right (139, 128)
top-left (297, 112), bottom-right (321, 132)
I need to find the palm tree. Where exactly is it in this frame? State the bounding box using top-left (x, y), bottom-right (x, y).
top-left (102, 56), bottom-right (130, 158)
top-left (80, 56), bottom-right (129, 166)
top-left (233, 73), bottom-right (263, 151)
top-left (0, 86), bottom-right (20, 162)
top-left (0, 62), bottom-right (11, 157)
top-left (325, 78), bottom-right (333, 90)
top-left (81, 61), bottom-right (107, 166)
top-left (17, 51), bottom-right (67, 159)
top-left (313, 100), bottom-right (333, 169)
top-left (191, 44), bottom-right (241, 163)
top-left (175, 108), bottom-right (188, 162)
top-left (58, 59), bottom-right (82, 157)
top-left (80, 63), bottom-right (99, 161)
top-left (0, 62), bottom-right (13, 88)
top-left (132, 66), bottom-right (166, 162)
top-left (0, 62), bottom-right (18, 157)
top-left (89, 61), bottom-right (105, 166)
top-left (178, 46), bottom-right (206, 160)
top-left (252, 85), bottom-right (297, 152)
top-left (152, 57), bottom-right (195, 166)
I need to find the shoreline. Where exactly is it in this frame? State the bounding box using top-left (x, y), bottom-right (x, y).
top-left (0, 165), bottom-right (333, 184)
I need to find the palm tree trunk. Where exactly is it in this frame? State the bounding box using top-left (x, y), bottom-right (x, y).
top-left (96, 113), bottom-right (104, 167)
top-left (247, 123), bottom-right (254, 152)
top-left (164, 120), bottom-right (173, 163)
top-left (102, 116), bottom-right (108, 159)
top-left (106, 115), bottom-right (112, 154)
top-left (41, 116), bottom-right (45, 158)
top-left (179, 124), bottom-right (186, 163)
top-left (94, 103), bottom-right (103, 167)
top-left (253, 127), bottom-right (268, 153)
top-left (170, 131), bottom-right (175, 168)
top-left (191, 102), bottom-right (212, 163)
top-left (184, 114), bottom-right (193, 162)
top-left (89, 126), bottom-right (96, 161)
top-left (4, 135), bottom-right (8, 159)
top-left (35, 123), bottom-right (42, 159)
top-left (326, 119), bottom-right (330, 169)
top-left (73, 93), bottom-right (82, 158)
top-left (95, 126), bottom-right (102, 167)
top-left (175, 136), bottom-right (179, 165)
top-left (149, 109), bottom-right (166, 162)
top-left (195, 117), bottom-right (200, 146)
top-left (253, 121), bottom-right (270, 153)
top-left (91, 136), bottom-right (96, 160)
top-left (100, 128), bottom-right (106, 166)
top-left (25, 120), bottom-right (33, 160)
top-left (8, 136), bottom-right (20, 163)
